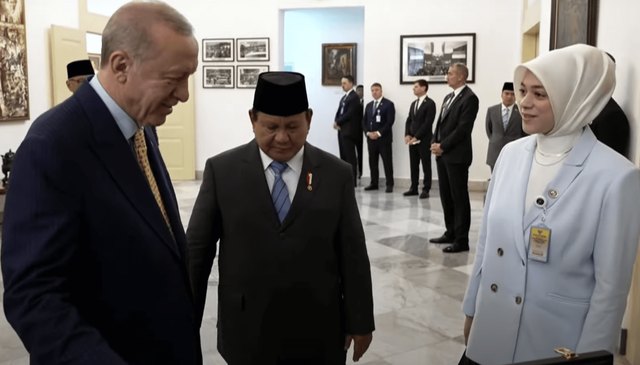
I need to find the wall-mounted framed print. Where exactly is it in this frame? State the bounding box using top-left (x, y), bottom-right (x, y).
top-left (202, 38), bottom-right (234, 62)
top-left (0, 0), bottom-right (29, 122)
top-left (549, 0), bottom-right (598, 50)
top-left (203, 66), bottom-right (234, 89)
top-left (88, 53), bottom-right (101, 72)
top-left (237, 65), bottom-right (269, 89)
top-left (236, 38), bottom-right (269, 62)
top-left (400, 33), bottom-right (476, 84)
top-left (321, 43), bottom-right (357, 86)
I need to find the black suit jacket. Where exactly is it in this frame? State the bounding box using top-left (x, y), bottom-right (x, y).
top-left (335, 90), bottom-right (362, 138)
top-left (432, 86), bottom-right (480, 166)
top-left (1, 81), bottom-right (199, 365)
top-left (187, 141), bottom-right (375, 365)
top-left (405, 96), bottom-right (436, 141)
top-left (363, 97), bottom-right (396, 142)
top-left (590, 97), bottom-right (630, 158)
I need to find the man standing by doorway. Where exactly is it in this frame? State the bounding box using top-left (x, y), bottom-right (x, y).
top-left (334, 75), bottom-right (361, 186)
top-left (485, 82), bottom-right (526, 172)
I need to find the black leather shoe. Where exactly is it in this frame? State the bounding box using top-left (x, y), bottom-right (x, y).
top-left (403, 189), bottom-right (418, 196)
top-left (429, 235), bottom-right (453, 244)
top-left (364, 185), bottom-right (379, 191)
top-left (443, 244), bottom-right (470, 253)
top-left (419, 191), bottom-right (429, 199)
top-left (385, 186), bottom-right (393, 193)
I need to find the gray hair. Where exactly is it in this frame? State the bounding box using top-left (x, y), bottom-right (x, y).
top-left (100, 1), bottom-right (194, 67)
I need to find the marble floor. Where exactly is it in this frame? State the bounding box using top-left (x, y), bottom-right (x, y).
top-left (0, 181), bottom-right (630, 365)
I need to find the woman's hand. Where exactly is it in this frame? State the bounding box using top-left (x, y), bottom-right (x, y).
top-left (464, 316), bottom-right (474, 345)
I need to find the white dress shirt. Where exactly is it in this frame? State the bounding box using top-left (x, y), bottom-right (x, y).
top-left (501, 103), bottom-right (515, 126)
top-left (259, 146), bottom-right (304, 203)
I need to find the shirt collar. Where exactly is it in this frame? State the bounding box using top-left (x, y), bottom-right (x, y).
top-left (502, 103), bottom-right (515, 112)
top-left (417, 93), bottom-right (427, 103)
top-left (89, 75), bottom-right (139, 141)
top-left (345, 89), bottom-right (354, 96)
top-left (452, 84), bottom-right (467, 98)
top-left (259, 145), bottom-right (305, 175)
top-left (374, 97), bottom-right (383, 103)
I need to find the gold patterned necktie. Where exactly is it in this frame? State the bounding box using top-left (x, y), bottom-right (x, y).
top-left (133, 129), bottom-right (174, 239)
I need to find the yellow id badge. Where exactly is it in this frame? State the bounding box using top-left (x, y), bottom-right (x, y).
top-left (529, 225), bottom-right (551, 263)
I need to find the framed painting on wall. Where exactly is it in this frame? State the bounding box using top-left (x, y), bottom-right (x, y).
top-left (88, 53), bottom-right (101, 72)
top-left (203, 66), bottom-right (234, 89)
top-left (549, 0), bottom-right (598, 50)
top-left (237, 38), bottom-right (269, 62)
top-left (400, 33), bottom-right (475, 85)
top-left (202, 38), bottom-right (234, 62)
top-left (321, 43), bottom-right (357, 86)
top-left (0, 0), bottom-right (29, 122)
top-left (237, 65), bottom-right (269, 89)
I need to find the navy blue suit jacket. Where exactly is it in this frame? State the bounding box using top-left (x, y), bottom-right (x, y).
top-left (1, 81), bottom-right (200, 364)
top-left (363, 97), bottom-right (395, 142)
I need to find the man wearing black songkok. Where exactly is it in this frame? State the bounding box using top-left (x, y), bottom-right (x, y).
top-left (65, 59), bottom-right (95, 94)
top-left (187, 72), bottom-right (375, 365)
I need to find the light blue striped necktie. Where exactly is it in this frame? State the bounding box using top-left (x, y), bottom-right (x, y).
top-left (502, 107), bottom-right (509, 129)
top-left (270, 161), bottom-right (290, 222)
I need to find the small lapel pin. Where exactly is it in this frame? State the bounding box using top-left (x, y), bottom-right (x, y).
top-left (306, 172), bottom-right (313, 191)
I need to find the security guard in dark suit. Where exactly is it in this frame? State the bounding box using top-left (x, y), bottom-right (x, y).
top-left (363, 83), bottom-right (395, 192)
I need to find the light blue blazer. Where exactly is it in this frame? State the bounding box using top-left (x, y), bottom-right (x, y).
top-left (463, 127), bottom-right (640, 364)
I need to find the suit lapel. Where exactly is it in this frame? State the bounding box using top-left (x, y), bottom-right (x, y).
top-left (243, 140), bottom-right (282, 226)
top-left (510, 137), bottom-right (536, 262)
top-left (280, 143), bottom-right (321, 231)
top-left (80, 90), bottom-right (181, 259)
top-left (441, 89), bottom-right (463, 120)
top-left (505, 105), bottom-right (519, 132)
top-left (146, 128), bottom-right (187, 258)
top-left (522, 128), bottom-right (595, 231)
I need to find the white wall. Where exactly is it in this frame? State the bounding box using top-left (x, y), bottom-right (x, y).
top-left (0, 0), bottom-right (78, 152)
top-left (175, 0), bottom-right (524, 182)
top-left (283, 7), bottom-right (364, 156)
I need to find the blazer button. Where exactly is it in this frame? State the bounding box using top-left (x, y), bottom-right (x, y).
top-left (279, 233), bottom-right (285, 240)
top-left (515, 296), bottom-right (522, 305)
top-left (491, 284), bottom-right (498, 292)
top-left (497, 248), bottom-right (504, 256)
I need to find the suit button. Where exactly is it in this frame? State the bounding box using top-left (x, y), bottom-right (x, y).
top-left (515, 296), bottom-right (522, 305)
top-left (279, 233), bottom-right (285, 240)
top-left (497, 248), bottom-right (504, 256)
top-left (491, 284), bottom-right (498, 292)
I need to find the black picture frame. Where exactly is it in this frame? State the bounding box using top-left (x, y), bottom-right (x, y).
top-left (236, 38), bottom-right (270, 62)
top-left (236, 65), bottom-right (269, 89)
top-left (202, 66), bottom-right (234, 89)
top-left (549, 0), bottom-right (598, 50)
top-left (202, 38), bottom-right (234, 62)
top-left (399, 33), bottom-right (476, 84)
top-left (321, 43), bottom-right (357, 86)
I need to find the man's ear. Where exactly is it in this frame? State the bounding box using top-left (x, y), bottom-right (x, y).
top-left (109, 50), bottom-right (132, 84)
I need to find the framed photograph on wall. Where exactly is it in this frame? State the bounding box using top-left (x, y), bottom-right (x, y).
top-left (0, 0), bottom-right (29, 122)
top-left (549, 0), bottom-right (598, 50)
top-left (237, 65), bottom-right (269, 89)
top-left (203, 66), bottom-right (234, 89)
top-left (236, 38), bottom-right (269, 62)
top-left (399, 33), bottom-right (476, 85)
top-left (321, 43), bottom-right (357, 86)
top-left (202, 38), bottom-right (234, 62)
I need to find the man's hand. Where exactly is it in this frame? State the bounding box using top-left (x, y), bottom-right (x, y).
top-left (405, 135), bottom-right (412, 144)
top-left (464, 316), bottom-right (473, 346)
top-left (369, 133), bottom-right (379, 140)
top-left (345, 333), bottom-right (373, 362)
top-left (431, 143), bottom-right (443, 156)
top-left (334, 123), bottom-right (341, 131)
top-left (409, 137), bottom-right (418, 145)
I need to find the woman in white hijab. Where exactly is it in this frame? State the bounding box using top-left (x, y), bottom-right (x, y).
top-left (460, 44), bottom-right (640, 364)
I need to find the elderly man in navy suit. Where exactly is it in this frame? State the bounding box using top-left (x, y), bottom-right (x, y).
top-left (363, 83), bottom-right (396, 192)
top-left (1, 3), bottom-right (201, 364)
top-left (187, 72), bottom-right (375, 365)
